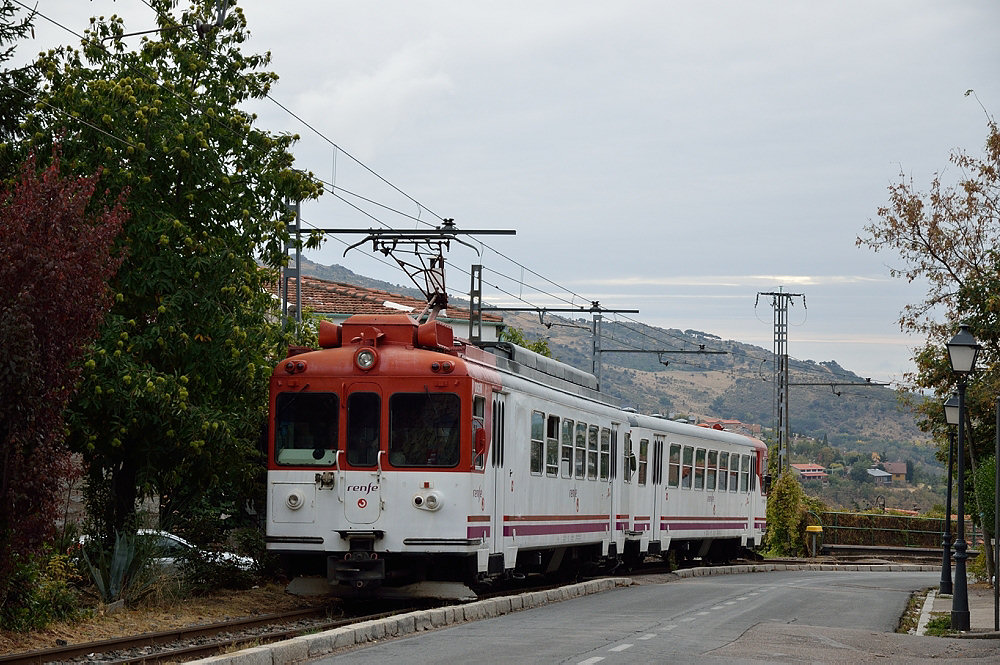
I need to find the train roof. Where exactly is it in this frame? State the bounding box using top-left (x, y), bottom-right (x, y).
top-left (628, 411), bottom-right (767, 451)
top-left (469, 341), bottom-right (617, 405)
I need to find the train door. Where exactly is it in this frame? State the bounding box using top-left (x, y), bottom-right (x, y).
top-left (489, 392), bottom-right (507, 560)
top-left (620, 432), bottom-right (633, 535)
top-left (651, 435), bottom-right (665, 546)
top-left (343, 383), bottom-right (383, 525)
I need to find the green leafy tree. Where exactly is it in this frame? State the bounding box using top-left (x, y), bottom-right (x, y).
top-left (0, 150), bottom-right (126, 624)
top-left (0, 0), bottom-right (38, 179)
top-left (21, 1), bottom-right (322, 542)
top-left (499, 325), bottom-right (552, 357)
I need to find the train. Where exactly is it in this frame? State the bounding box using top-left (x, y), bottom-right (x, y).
top-left (265, 313), bottom-right (768, 599)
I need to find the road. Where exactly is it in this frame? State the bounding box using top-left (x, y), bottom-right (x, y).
top-left (309, 570), bottom-right (1000, 663)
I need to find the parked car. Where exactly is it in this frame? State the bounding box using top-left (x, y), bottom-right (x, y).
top-left (75, 530), bottom-right (255, 571)
top-left (138, 529), bottom-right (256, 571)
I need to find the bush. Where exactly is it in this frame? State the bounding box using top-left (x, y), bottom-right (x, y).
top-left (178, 549), bottom-right (257, 596)
top-left (763, 470), bottom-right (808, 556)
top-left (0, 548), bottom-right (82, 631)
top-left (77, 531), bottom-right (162, 605)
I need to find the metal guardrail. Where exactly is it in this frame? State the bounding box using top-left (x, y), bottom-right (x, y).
top-left (816, 511), bottom-right (983, 549)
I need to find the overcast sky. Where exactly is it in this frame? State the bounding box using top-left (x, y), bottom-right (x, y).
top-left (20, 1), bottom-right (1000, 385)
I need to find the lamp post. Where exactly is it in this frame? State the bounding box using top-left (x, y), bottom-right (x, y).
top-left (941, 394), bottom-right (959, 595)
top-left (947, 324), bottom-right (980, 632)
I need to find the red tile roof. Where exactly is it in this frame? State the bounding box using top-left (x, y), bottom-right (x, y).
top-left (267, 275), bottom-right (502, 322)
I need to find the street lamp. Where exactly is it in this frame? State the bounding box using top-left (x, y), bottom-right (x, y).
top-left (947, 324), bottom-right (980, 631)
top-left (940, 393), bottom-right (959, 595)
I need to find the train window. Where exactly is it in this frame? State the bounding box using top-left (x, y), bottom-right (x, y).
top-left (719, 452), bottom-right (729, 491)
top-left (546, 416), bottom-right (560, 477)
top-left (388, 393), bottom-right (460, 467)
top-left (473, 396), bottom-right (486, 470)
top-left (694, 448), bottom-right (705, 490)
top-left (638, 438), bottom-right (649, 486)
top-left (346, 392), bottom-right (380, 467)
top-left (275, 392), bottom-right (338, 466)
top-left (574, 422), bottom-right (587, 479)
top-left (681, 446), bottom-right (693, 489)
top-left (561, 419), bottom-right (574, 478)
top-left (530, 411), bottom-right (544, 475)
top-left (651, 437), bottom-right (664, 485)
top-left (706, 450), bottom-right (718, 491)
top-left (610, 425), bottom-right (619, 479)
top-left (587, 425), bottom-right (599, 480)
top-left (600, 428), bottom-right (611, 481)
top-left (750, 456), bottom-right (757, 491)
top-left (623, 433), bottom-right (633, 484)
top-left (667, 444), bottom-right (681, 487)
top-left (741, 455), bottom-right (751, 493)
top-left (729, 454), bottom-right (740, 493)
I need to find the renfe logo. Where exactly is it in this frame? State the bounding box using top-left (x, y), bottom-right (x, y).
top-left (346, 483), bottom-right (379, 495)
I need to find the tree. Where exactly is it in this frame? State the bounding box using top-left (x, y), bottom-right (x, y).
top-left (0, 0), bottom-right (38, 179)
top-left (20, 1), bottom-right (321, 542)
top-left (499, 325), bottom-right (553, 357)
top-left (0, 150), bottom-right (126, 613)
top-left (857, 114), bottom-right (999, 518)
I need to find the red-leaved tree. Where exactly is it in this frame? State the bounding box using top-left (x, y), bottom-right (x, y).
top-left (0, 150), bottom-right (128, 602)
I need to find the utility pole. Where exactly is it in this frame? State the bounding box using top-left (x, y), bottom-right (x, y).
top-left (756, 288), bottom-right (805, 475)
top-left (281, 199), bottom-right (302, 327)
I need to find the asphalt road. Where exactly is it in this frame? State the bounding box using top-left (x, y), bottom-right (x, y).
top-left (308, 570), bottom-right (1000, 664)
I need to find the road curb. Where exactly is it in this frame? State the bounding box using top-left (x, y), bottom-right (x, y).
top-left (192, 564), bottom-right (940, 664)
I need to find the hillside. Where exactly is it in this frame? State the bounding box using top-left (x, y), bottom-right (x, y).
top-left (298, 260), bottom-right (939, 476)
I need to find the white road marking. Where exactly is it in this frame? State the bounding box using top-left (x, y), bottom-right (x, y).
top-left (696, 611), bottom-right (710, 616)
top-left (609, 644), bottom-right (634, 652)
top-left (578, 658), bottom-right (604, 665)
top-left (679, 616), bottom-right (696, 622)
top-left (662, 624), bottom-right (678, 631)
top-left (710, 605), bottom-right (724, 610)
top-left (638, 633), bottom-right (657, 641)
top-left (724, 601), bottom-right (737, 605)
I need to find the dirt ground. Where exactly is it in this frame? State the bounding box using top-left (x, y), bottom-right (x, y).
top-left (0, 583), bottom-right (327, 656)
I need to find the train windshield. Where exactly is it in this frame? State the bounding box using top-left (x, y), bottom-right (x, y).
top-left (389, 393), bottom-right (461, 467)
top-left (274, 392), bottom-right (338, 466)
top-left (347, 392), bottom-right (380, 466)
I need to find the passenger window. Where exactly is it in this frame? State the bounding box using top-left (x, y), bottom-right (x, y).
top-left (546, 415), bottom-right (560, 477)
top-left (561, 419), bottom-right (574, 478)
top-left (347, 392), bottom-right (380, 467)
top-left (681, 446), bottom-right (693, 489)
top-left (575, 422), bottom-right (587, 479)
top-left (275, 392), bottom-right (338, 466)
top-left (741, 454), bottom-right (751, 493)
top-left (719, 452), bottom-right (729, 491)
top-left (730, 454), bottom-right (740, 492)
top-left (668, 444), bottom-right (681, 488)
top-left (473, 395), bottom-right (486, 469)
top-left (530, 411), bottom-right (544, 475)
top-left (587, 425), bottom-right (599, 480)
top-left (638, 438), bottom-right (649, 486)
top-left (694, 448), bottom-right (705, 490)
top-left (706, 450), bottom-right (718, 491)
top-left (624, 434), bottom-right (633, 484)
top-left (599, 428), bottom-right (611, 481)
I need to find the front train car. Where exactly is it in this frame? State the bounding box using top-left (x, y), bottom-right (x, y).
top-left (265, 314), bottom-right (500, 599)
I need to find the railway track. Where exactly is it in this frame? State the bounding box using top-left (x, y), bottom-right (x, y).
top-left (0, 605), bottom-right (409, 664)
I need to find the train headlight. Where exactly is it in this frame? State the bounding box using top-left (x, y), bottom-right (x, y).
top-left (355, 348), bottom-right (377, 371)
top-left (286, 490), bottom-right (305, 510)
top-left (412, 491), bottom-right (442, 511)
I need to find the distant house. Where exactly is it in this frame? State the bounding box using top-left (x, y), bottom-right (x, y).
top-left (269, 275), bottom-right (505, 341)
top-left (882, 462), bottom-right (907, 484)
top-left (790, 463), bottom-right (829, 483)
top-left (698, 417), bottom-right (762, 438)
top-left (866, 468), bottom-right (892, 485)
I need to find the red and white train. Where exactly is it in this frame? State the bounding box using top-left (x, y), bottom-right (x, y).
top-left (266, 313), bottom-right (768, 598)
